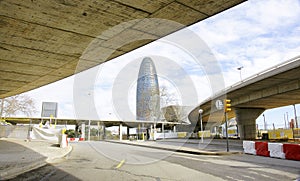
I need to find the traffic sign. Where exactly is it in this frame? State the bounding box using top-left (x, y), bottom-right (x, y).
top-left (215, 100), bottom-right (224, 110)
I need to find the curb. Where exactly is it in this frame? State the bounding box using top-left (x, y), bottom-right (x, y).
top-left (106, 140), bottom-right (241, 156)
top-left (158, 139), bottom-right (244, 148)
top-left (46, 145), bottom-right (73, 163)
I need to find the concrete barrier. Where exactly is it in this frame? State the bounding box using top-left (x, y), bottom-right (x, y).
top-left (0, 125), bottom-right (27, 139)
top-left (177, 132), bottom-right (187, 138)
top-left (198, 131), bottom-right (211, 138)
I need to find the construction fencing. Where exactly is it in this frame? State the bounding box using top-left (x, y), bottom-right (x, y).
top-left (267, 128), bottom-right (300, 139)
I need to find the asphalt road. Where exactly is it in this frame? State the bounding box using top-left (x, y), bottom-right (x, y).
top-left (11, 141), bottom-right (300, 181)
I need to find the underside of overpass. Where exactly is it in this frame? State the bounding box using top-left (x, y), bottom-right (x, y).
top-left (189, 56), bottom-right (300, 139)
top-left (0, 0), bottom-right (245, 98)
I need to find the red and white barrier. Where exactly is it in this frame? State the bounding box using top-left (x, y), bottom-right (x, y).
top-left (67, 137), bottom-right (85, 142)
top-left (243, 141), bottom-right (300, 161)
top-left (255, 141), bottom-right (270, 157)
top-left (268, 143), bottom-right (285, 159)
top-left (243, 141), bottom-right (256, 155)
top-left (283, 144), bottom-right (300, 161)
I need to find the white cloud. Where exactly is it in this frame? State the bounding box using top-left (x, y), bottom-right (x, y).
top-left (245, 0), bottom-right (300, 29)
top-left (188, 0), bottom-right (300, 82)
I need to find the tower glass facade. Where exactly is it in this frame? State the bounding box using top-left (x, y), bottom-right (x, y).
top-left (136, 57), bottom-right (160, 121)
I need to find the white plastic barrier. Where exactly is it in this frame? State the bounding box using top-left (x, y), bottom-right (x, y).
top-left (268, 143), bottom-right (285, 159)
top-left (243, 141), bottom-right (256, 155)
top-left (60, 134), bottom-right (68, 148)
top-left (155, 132), bottom-right (178, 140)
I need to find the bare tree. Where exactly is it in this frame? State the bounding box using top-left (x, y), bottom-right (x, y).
top-left (160, 86), bottom-right (179, 108)
top-left (160, 86), bottom-right (186, 123)
top-left (0, 95), bottom-right (36, 117)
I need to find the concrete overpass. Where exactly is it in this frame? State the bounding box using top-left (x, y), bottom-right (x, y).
top-left (0, 0), bottom-right (245, 98)
top-left (3, 117), bottom-right (184, 140)
top-left (189, 55), bottom-right (300, 139)
top-left (3, 117), bottom-right (182, 127)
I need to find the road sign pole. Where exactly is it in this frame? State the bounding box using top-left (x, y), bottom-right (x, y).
top-left (27, 119), bottom-right (32, 141)
top-left (88, 120), bottom-right (91, 142)
top-left (225, 112), bottom-right (229, 152)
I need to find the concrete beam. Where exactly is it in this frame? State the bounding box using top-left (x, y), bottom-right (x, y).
top-left (235, 79), bottom-right (300, 108)
top-left (189, 56), bottom-right (300, 125)
top-left (0, 0), bottom-right (245, 98)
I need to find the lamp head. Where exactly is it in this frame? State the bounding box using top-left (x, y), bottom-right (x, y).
top-left (198, 109), bottom-right (203, 114)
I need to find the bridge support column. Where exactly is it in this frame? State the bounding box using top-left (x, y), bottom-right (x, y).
top-left (81, 122), bottom-right (85, 140)
top-left (103, 124), bottom-right (106, 140)
top-left (119, 123), bottom-right (123, 141)
top-left (235, 108), bottom-right (265, 140)
top-left (127, 126), bottom-right (130, 140)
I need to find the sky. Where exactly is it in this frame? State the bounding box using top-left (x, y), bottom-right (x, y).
top-left (21, 0), bottom-right (300, 129)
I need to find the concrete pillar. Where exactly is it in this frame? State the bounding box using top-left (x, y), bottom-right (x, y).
top-left (97, 122), bottom-right (100, 140)
top-left (119, 123), bottom-right (122, 141)
top-left (162, 123), bottom-right (165, 140)
top-left (138, 124), bottom-right (140, 140)
top-left (127, 126), bottom-right (130, 140)
top-left (103, 125), bottom-right (106, 140)
top-left (99, 122), bottom-right (106, 140)
top-left (81, 122), bottom-right (85, 139)
top-left (153, 124), bottom-right (157, 140)
top-left (235, 108), bottom-right (265, 140)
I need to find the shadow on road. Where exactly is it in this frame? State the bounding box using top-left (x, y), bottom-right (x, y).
top-left (8, 164), bottom-right (80, 181)
top-left (0, 140), bottom-right (78, 180)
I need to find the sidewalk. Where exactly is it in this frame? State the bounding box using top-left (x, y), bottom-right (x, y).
top-left (106, 139), bottom-right (242, 155)
top-left (0, 138), bottom-right (72, 180)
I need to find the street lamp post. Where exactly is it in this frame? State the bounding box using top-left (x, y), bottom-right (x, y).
top-left (263, 114), bottom-right (266, 130)
top-left (88, 119), bottom-right (91, 142)
top-left (293, 104), bottom-right (298, 128)
top-left (286, 112), bottom-right (289, 128)
top-left (237, 66), bottom-right (244, 82)
top-left (198, 109), bottom-right (204, 143)
top-left (87, 92), bottom-right (91, 142)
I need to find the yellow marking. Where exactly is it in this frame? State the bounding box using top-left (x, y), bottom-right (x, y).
top-left (115, 159), bottom-right (125, 169)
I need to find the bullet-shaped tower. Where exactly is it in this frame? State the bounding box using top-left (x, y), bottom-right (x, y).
top-left (136, 57), bottom-right (160, 121)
